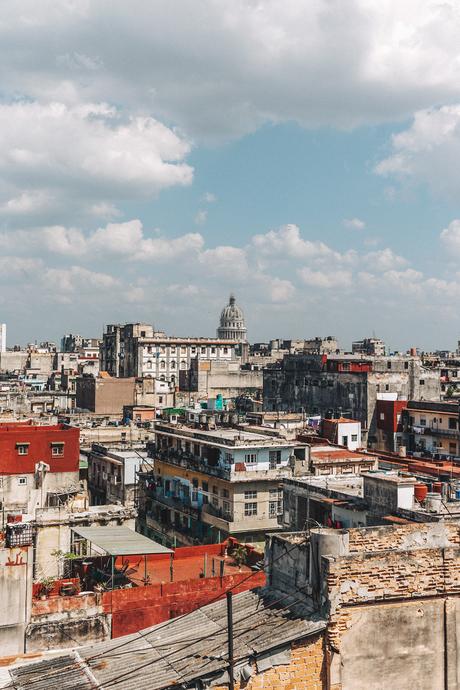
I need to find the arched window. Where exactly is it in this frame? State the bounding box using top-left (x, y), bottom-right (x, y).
top-left (160, 360), bottom-right (166, 370)
top-left (180, 360), bottom-right (187, 370)
top-left (170, 360), bottom-right (176, 369)
top-left (146, 360), bottom-right (152, 369)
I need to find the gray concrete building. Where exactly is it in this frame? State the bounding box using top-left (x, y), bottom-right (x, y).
top-left (263, 353), bottom-right (440, 443)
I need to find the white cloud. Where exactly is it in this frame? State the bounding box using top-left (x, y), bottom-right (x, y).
top-left (199, 246), bottom-right (249, 279)
top-left (44, 265), bottom-right (118, 293)
top-left (0, 101), bottom-right (193, 222)
top-left (0, 191), bottom-right (54, 216)
top-left (440, 219), bottom-right (460, 255)
top-left (363, 248), bottom-right (408, 272)
top-left (343, 217), bottom-right (366, 230)
top-left (202, 192), bottom-right (217, 203)
top-left (267, 278), bottom-right (296, 303)
top-left (253, 224), bottom-right (332, 260)
top-left (376, 105), bottom-right (460, 197)
top-left (3, 1), bottom-right (460, 141)
top-left (298, 267), bottom-right (353, 289)
top-left (194, 209), bottom-right (208, 225)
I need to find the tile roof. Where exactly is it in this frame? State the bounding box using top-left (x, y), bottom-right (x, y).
top-left (9, 589), bottom-right (325, 690)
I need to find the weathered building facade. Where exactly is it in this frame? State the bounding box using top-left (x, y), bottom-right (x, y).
top-left (263, 354), bottom-right (440, 442)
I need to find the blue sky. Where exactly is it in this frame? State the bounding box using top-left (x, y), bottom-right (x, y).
top-left (2, 1), bottom-right (460, 350)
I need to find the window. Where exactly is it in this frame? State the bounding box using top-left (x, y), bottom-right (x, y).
top-left (269, 501), bottom-right (282, 517)
top-left (404, 361), bottom-right (409, 369)
top-left (269, 488), bottom-right (282, 498)
top-left (212, 485), bottom-right (218, 494)
top-left (192, 478), bottom-right (199, 488)
top-left (180, 360), bottom-right (187, 369)
top-left (192, 489), bottom-right (198, 502)
top-left (449, 418), bottom-right (457, 430)
top-left (380, 413), bottom-right (385, 421)
top-left (160, 360), bottom-right (166, 370)
top-left (387, 361), bottom-right (391, 370)
top-left (201, 347), bottom-right (206, 354)
top-left (18, 477), bottom-right (27, 486)
top-left (224, 452), bottom-right (233, 464)
top-left (158, 396), bottom-right (163, 404)
top-left (245, 453), bottom-right (257, 465)
top-left (16, 443), bottom-right (29, 456)
top-left (202, 481), bottom-right (209, 492)
top-left (244, 502), bottom-right (257, 516)
top-left (221, 488), bottom-right (229, 498)
top-left (51, 442), bottom-right (64, 456)
top-left (212, 496), bottom-right (219, 507)
top-left (223, 500), bottom-right (230, 514)
top-left (420, 379), bottom-right (425, 386)
top-left (450, 443), bottom-right (457, 455)
top-left (385, 384), bottom-right (390, 391)
top-left (244, 490), bottom-right (257, 499)
top-left (223, 347), bottom-right (228, 354)
top-left (211, 347), bottom-right (216, 354)
top-left (269, 450), bottom-right (281, 468)
top-left (420, 418), bottom-right (426, 426)
top-left (351, 434), bottom-right (358, 442)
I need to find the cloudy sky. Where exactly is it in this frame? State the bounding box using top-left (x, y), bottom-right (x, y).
top-left (2, 1), bottom-right (460, 350)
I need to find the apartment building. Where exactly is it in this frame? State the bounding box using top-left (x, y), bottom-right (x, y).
top-left (264, 353), bottom-right (440, 442)
top-left (100, 322), bottom-right (239, 385)
top-left (88, 443), bottom-right (147, 507)
top-left (139, 421), bottom-right (308, 545)
top-left (403, 399), bottom-right (460, 458)
top-left (0, 421), bottom-right (80, 515)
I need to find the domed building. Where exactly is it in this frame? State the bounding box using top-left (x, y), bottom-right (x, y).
top-left (217, 294), bottom-right (247, 342)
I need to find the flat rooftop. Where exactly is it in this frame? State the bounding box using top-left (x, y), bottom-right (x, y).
top-left (71, 527), bottom-right (173, 556)
top-left (154, 422), bottom-right (302, 447)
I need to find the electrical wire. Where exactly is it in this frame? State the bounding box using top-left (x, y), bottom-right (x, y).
top-left (89, 587), bottom-right (311, 690)
top-left (14, 535), bottom-right (309, 689)
top-left (14, 588), bottom-right (303, 690)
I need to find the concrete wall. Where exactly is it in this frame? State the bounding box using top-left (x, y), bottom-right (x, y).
top-left (0, 545), bottom-right (33, 655)
top-left (76, 377), bottom-right (136, 414)
top-left (0, 351), bottom-right (28, 373)
top-left (33, 507), bottom-right (136, 578)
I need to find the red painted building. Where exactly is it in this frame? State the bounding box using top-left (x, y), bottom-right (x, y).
top-left (0, 422), bottom-right (80, 515)
top-left (0, 422), bottom-right (79, 475)
top-left (375, 400), bottom-right (407, 453)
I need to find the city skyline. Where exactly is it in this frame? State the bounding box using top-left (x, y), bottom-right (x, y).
top-left (2, 2), bottom-right (460, 347)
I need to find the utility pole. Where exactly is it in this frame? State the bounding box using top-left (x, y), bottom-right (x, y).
top-left (226, 591), bottom-right (235, 690)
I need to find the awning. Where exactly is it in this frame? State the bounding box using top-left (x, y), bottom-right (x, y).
top-left (70, 526), bottom-right (173, 556)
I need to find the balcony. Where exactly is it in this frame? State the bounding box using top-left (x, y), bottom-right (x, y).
top-left (147, 489), bottom-right (200, 520)
top-left (149, 445), bottom-right (231, 480)
top-left (409, 424), bottom-right (459, 439)
top-left (201, 503), bottom-right (234, 532)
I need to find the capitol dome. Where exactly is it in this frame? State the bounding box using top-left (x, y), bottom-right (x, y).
top-left (217, 294), bottom-right (247, 342)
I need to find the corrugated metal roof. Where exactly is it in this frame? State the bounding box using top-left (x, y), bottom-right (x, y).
top-left (9, 589), bottom-right (326, 690)
top-left (71, 526), bottom-right (173, 556)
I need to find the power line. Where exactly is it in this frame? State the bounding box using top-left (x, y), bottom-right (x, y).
top-left (15, 534), bottom-right (309, 689)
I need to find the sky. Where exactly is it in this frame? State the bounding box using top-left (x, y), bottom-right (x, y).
top-left (2, 1), bottom-right (460, 350)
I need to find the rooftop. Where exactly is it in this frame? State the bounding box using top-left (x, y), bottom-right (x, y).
top-left (71, 527), bottom-right (173, 557)
top-left (154, 422), bottom-right (302, 448)
top-left (8, 589), bottom-right (325, 690)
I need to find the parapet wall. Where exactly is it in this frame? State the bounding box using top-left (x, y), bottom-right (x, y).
top-left (347, 521), bottom-right (460, 553)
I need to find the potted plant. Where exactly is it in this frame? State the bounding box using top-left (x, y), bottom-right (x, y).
top-left (232, 544), bottom-right (248, 571)
top-left (37, 577), bottom-right (56, 600)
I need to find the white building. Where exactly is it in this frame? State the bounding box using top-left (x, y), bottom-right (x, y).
top-left (0, 323), bottom-right (6, 353)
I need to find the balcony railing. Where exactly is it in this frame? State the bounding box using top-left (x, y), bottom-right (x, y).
top-left (409, 424), bottom-right (459, 439)
top-left (147, 490), bottom-right (201, 519)
top-left (202, 502), bottom-right (234, 522)
top-left (148, 445), bottom-right (231, 479)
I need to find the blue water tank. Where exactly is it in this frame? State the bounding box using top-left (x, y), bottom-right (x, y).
top-left (455, 489), bottom-right (460, 501)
